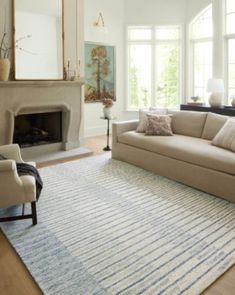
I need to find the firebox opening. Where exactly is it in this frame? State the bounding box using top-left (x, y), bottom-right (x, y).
top-left (13, 112), bottom-right (62, 148)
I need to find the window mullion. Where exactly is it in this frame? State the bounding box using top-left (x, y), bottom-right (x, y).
top-left (151, 26), bottom-right (156, 107)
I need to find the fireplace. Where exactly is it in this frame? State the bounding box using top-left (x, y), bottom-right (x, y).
top-left (13, 112), bottom-right (62, 148)
top-left (0, 81), bottom-right (83, 152)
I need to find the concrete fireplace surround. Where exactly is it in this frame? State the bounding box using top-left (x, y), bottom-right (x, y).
top-left (0, 80), bottom-right (89, 162)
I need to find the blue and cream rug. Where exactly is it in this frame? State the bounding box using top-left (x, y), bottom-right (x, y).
top-left (1, 154), bottom-right (235, 295)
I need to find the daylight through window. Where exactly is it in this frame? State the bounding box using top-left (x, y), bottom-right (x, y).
top-left (189, 5), bottom-right (213, 103)
top-left (127, 25), bottom-right (181, 110)
top-left (226, 0), bottom-right (235, 100)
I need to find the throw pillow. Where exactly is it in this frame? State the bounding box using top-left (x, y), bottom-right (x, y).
top-left (136, 108), bottom-right (168, 133)
top-left (212, 118), bottom-right (235, 152)
top-left (145, 114), bottom-right (173, 136)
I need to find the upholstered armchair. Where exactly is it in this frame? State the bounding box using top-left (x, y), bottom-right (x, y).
top-left (0, 144), bottom-right (37, 225)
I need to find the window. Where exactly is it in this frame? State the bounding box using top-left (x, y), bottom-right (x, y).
top-left (226, 0), bottom-right (235, 100)
top-left (127, 25), bottom-right (181, 110)
top-left (189, 5), bottom-right (213, 103)
top-left (226, 0), bottom-right (235, 35)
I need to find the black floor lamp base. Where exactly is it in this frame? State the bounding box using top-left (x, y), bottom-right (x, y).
top-left (103, 146), bottom-right (111, 151)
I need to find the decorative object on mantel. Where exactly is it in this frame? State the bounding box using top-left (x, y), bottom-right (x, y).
top-left (71, 59), bottom-right (81, 81)
top-left (85, 42), bottom-right (116, 103)
top-left (0, 58), bottom-right (10, 81)
top-left (65, 59), bottom-right (71, 81)
top-left (102, 98), bottom-right (114, 118)
top-left (93, 12), bottom-right (108, 34)
top-left (207, 78), bottom-right (225, 108)
top-left (0, 31), bottom-right (11, 81)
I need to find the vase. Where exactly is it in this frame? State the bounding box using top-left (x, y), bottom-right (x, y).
top-left (208, 93), bottom-right (223, 108)
top-left (103, 107), bottom-right (111, 118)
top-left (0, 58), bottom-right (10, 81)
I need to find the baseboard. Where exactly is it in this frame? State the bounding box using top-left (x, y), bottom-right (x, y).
top-left (84, 126), bottom-right (109, 137)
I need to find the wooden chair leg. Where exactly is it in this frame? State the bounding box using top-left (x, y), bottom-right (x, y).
top-left (22, 204), bottom-right (25, 215)
top-left (31, 202), bottom-right (37, 225)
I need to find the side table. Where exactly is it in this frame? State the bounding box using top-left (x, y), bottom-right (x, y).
top-left (100, 116), bottom-right (116, 151)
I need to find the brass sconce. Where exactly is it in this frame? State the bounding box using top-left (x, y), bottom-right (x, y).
top-left (93, 12), bottom-right (108, 33)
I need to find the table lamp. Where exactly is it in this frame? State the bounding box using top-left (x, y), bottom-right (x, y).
top-left (206, 78), bottom-right (224, 108)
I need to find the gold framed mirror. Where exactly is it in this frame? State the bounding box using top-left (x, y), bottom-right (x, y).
top-left (13, 0), bottom-right (64, 80)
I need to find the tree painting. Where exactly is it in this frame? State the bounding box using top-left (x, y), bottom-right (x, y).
top-left (85, 43), bottom-right (116, 103)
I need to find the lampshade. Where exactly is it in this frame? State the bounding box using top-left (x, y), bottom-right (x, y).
top-left (207, 79), bottom-right (225, 93)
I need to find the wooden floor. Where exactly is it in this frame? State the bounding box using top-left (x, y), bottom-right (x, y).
top-left (0, 135), bottom-right (234, 295)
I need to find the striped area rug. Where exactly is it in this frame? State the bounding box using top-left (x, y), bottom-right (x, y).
top-left (1, 154), bottom-right (235, 295)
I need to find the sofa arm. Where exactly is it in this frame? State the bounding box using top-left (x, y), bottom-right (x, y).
top-left (0, 144), bottom-right (24, 163)
top-left (112, 120), bottom-right (139, 143)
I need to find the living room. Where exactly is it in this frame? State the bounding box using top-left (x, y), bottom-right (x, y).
top-left (0, 0), bottom-right (235, 294)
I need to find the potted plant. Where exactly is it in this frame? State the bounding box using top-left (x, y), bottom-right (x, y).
top-left (0, 32), bottom-right (11, 81)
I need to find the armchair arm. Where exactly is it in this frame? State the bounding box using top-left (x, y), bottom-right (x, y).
top-left (0, 160), bottom-right (22, 186)
top-left (0, 144), bottom-right (24, 162)
top-left (112, 120), bottom-right (139, 144)
top-left (0, 160), bottom-right (16, 172)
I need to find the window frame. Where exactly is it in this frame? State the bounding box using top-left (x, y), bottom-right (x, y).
top-left (126, 24), bottom-right (183, 111)
top-left (225, 0), bottom-right (235, 103)
top-left (188, 4), bottom-right (213, 103)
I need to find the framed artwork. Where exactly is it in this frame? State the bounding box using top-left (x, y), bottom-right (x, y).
top-left (84, 42), bottom-right (116, 103)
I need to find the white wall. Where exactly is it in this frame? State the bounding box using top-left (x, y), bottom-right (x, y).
top-left (83, 0), bottom-right (190, 137)
top-left (125, 0), bottom-right (186, 24)
top-left (185, 0), bottom-right (212, 22)
top-left (84, 0), bottom-right (129, 137)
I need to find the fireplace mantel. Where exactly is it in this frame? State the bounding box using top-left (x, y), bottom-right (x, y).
top-left (0, 80), bottom-right (84, 88)
top-left (0, 80), bottom-right (84, 150)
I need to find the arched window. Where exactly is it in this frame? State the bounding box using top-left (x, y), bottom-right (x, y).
top-left (189, 5), bottom-right (213, 103)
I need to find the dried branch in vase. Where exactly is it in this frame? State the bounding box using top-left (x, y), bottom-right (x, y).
top-left (0, 32), bottom-right (11, 59)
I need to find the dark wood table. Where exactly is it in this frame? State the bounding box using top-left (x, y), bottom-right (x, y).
top-left (180, 104), bottom-right (235, 116)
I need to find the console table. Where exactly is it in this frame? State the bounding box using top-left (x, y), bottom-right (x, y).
top-left (180, 104), bottom-right (235, 116)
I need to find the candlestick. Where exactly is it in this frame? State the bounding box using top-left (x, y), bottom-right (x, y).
top-left (67, 58), bottom-right (71, 80)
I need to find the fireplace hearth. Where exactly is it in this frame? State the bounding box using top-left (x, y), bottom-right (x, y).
top-left (13, 112), bottom-right (62, 148)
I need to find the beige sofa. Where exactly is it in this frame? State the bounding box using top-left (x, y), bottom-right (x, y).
top-left (112, 111), bottom-right (235, 203)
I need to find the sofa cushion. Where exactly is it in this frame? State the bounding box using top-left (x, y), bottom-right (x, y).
top-left (118, 131), bottom-right (235, 175)
top-left (136, 108), bottom-right (168, 133)
top-left (145, 114), bottom-right (173, 136)
top-left (202, 112), bottom-right (228, 140)
top-left (168, 110), bottom-right (207, 138)
top-left (212, 118), bottom-right (235, 152)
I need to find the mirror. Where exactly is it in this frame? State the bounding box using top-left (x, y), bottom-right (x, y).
top-left (13, 0), bottom-right (64, 80)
